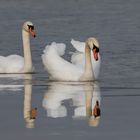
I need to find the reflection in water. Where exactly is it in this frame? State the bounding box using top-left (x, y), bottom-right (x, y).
top-left (0, 73), bottom-right (101, 128)
top-left (0, 84), bottom-right (23, 91)
top-left (23, 74), bottom-right (37, 128)
top-left (43, 82), bottom-right (101, 127)
top-left (0, 74), bottom-right (23, 79)
top-left (0, 74), bottom-right (37, 128)
top-left (84, 83), bottom-right (101, 127)
top-left (0, 74), bottom-right (24, 91)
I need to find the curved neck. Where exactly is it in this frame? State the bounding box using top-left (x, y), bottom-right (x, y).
top-left (22, 29), bottom-right (32, 73)
top-left (82, 43), bottom-right (94, 80)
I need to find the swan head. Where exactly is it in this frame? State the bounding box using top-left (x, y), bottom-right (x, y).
top-left (86, 37), bottom-right (99, 61)
top-left (23, 21), bottom-right (36, 37)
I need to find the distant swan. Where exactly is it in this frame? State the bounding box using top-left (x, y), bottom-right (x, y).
top-left (0, 21), bottom-right (36, 73)
top-left (42, 37), bottom-right (101, 81)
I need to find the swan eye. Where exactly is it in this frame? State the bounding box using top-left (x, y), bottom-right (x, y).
top-left (28, 25), bottom-right (34, 30)
top-left (93, 45), bottom-right (99, 52)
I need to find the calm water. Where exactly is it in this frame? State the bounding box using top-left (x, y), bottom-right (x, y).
top-left (0, 0), bottom-right (140, 139)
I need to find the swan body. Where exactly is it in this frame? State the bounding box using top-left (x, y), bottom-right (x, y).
top-left (42, 37), bottom-right (101, 81)
top-left (0, 21), bottom-right (36, 73)
top-left (42, 37), bottom-right (100, 81)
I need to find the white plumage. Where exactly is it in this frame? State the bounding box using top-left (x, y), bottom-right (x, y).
top-left (42, 37), bottom-right (101, 81)
top-left (0, 55), bottom-right (24, 73)
top-left (70, 39), bottom-right (101, 79)
top-left (0, 21), bottom-right (36, 73)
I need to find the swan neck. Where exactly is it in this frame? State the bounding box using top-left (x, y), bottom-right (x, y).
top-left (22, 29), bottom-right (32, 73)
top-left (83, 43), bottom-right (93, 80)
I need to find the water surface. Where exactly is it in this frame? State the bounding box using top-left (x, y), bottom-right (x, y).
top-left (0, 0), bottom-right (140, 140)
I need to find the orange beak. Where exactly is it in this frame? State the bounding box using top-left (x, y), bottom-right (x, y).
top-left (29, 29), bottom-right (36, 38)
top-left (93, 48), bottom-right (99, 61)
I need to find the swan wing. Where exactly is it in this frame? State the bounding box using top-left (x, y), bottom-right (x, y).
top-left (71, 51), bottom-right (85, 65)
top-left (42, 42), bottom-right (83, 81)
top-left (71, 39), bottom-right (85, 53)
top-left (0, 55), bottom-right (24, 73)
top-left (70, 39), bottom-right (85, 65)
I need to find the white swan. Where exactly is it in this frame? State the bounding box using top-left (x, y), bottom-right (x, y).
top-left (0, 21), bottom-right (36, 73)
top-left (42, 37), bottom-right (101, 81)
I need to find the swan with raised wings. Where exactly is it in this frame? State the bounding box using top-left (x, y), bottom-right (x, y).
top-left (42, 37), bottom-right (101, 81)
top-left (0, 21), bottom-right (36, 73)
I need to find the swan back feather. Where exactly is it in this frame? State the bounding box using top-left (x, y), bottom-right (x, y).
top-left (0, 55), bottom-right (24, 73)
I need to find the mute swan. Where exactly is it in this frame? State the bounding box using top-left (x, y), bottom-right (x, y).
top-left (0, 21), bottom-right (36, 73)
top-left (42, 37), bottom-right (100, 81)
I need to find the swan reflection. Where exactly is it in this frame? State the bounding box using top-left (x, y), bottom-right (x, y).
top-left (0, 74), bottom-right (36, 128)
top-left (43, 81), bottom-right (101, 127)
top-left (23, 74), bottom-right (37, 128)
